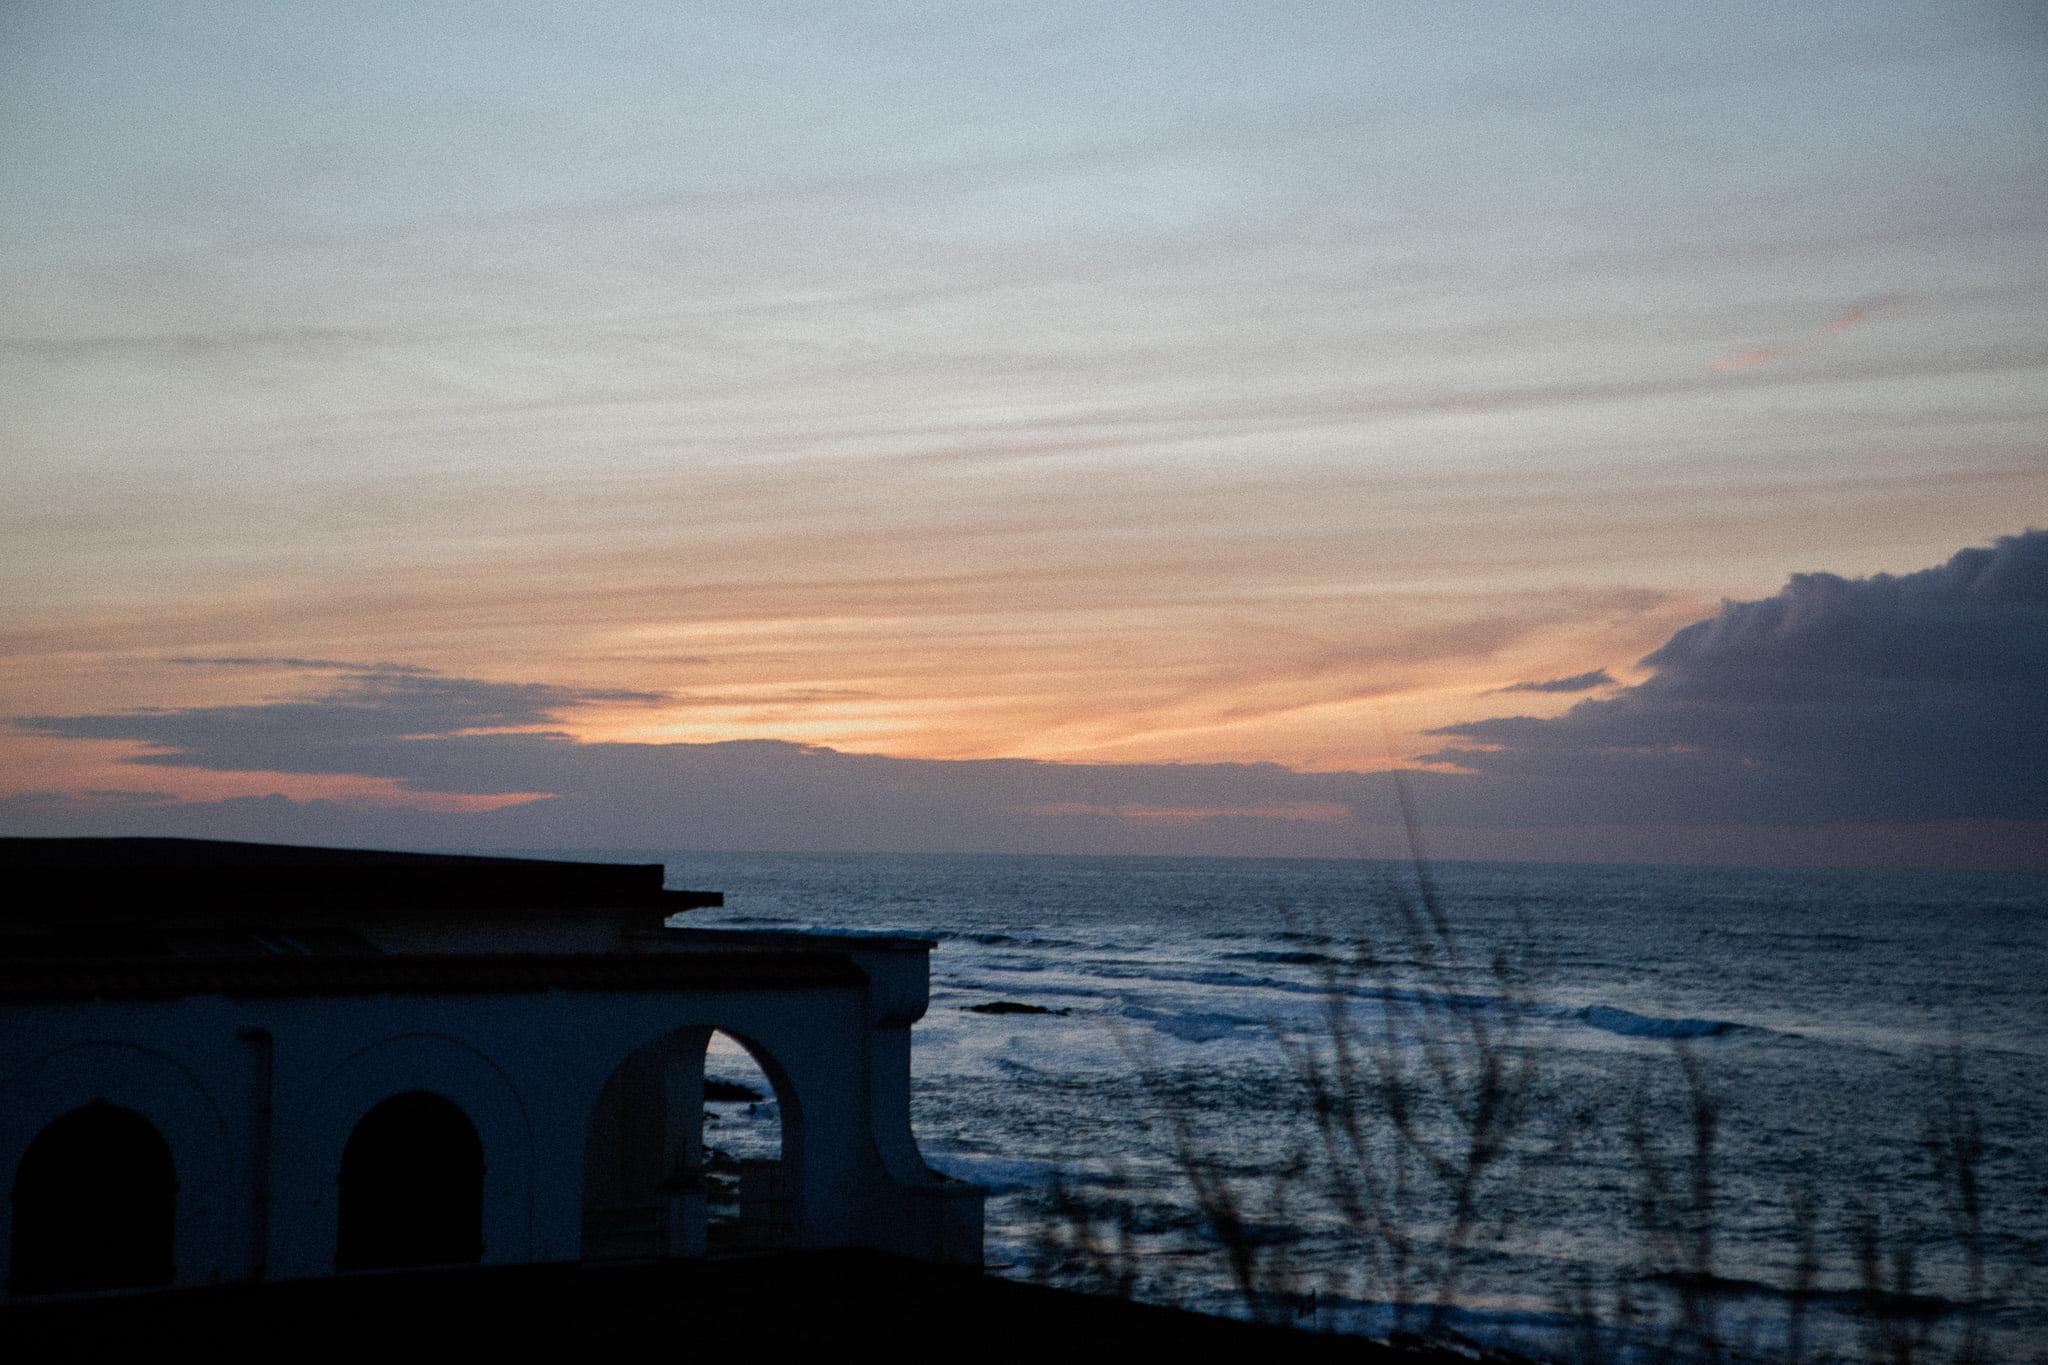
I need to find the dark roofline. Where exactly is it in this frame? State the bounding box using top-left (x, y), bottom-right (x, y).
top-left (0, 838), bottom-right (721, 919)
top-left (660, 926), bottom-right (939, 954)
top-left (0, 951), bottom-right (860, 1002)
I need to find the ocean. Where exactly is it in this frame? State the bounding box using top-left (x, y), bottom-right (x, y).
top-left (663, 851), bottom-right (2046, 1361)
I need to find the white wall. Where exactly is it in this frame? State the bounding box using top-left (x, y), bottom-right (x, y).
top-left (0, 964), bottom-right (981, 1298)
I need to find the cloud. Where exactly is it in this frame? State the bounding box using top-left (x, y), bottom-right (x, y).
top-left (167, 656), bottom-right (437, 675)
top-left (1493, 669), bottom-right (1616, 695)
top-left (6, 657), bottom-right (1390, 853)
top-left (1710, 296), bottom-right (1898, 371)
top-left (0, 740), bottom-right (1389, 858)
top-left (1424, 530), bottom-right (2048, 826)
top-left (0, 327), bottom-right (398, 362)
top-left (1710, 343), bottom-right (1804, 372)
top-left (7, 534), bottom-right (2045, 868)
top-left (17, 660), bottom-right (666, 776)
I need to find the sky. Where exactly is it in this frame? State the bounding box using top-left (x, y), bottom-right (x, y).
top-left (3, 2), bottom-right (2044, 869)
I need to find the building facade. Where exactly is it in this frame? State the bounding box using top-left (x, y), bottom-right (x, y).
top-left (0, 839), bottom-right (983, 1298)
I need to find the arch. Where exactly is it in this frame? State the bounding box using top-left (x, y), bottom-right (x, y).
top-left (336, 1092), bottom-right (483, 1271)
top-left (293, 1032), bottom-right (533, 1275)
top-left (581, 1026), bottom-right (804, 1259)
top-left (701, 1030), bottom-right (795, 1250)
top-left (0, 1041), bottom-right (234, 1293)
top-left (10, 1104), bottom-right (176, 1295)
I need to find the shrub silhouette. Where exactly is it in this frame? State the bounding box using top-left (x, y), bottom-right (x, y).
top-left (1032, 798), bottom-right (2027, 1363)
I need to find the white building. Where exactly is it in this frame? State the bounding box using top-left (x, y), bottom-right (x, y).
top-left (0, 838), bottom-right (983, 1298)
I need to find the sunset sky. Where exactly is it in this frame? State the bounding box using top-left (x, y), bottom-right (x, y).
top-left (4, 3), bottom-right (2044, 868)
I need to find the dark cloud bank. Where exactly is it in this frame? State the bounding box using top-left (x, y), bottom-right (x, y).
top-left (9, 532), bottom-right (2045, 871)
top-left (1426, 529), bottom-right (2047, 830)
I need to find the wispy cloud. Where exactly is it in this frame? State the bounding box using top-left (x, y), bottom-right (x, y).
top-left (1711, 296), bottom-right (1899, 371)
top-left (1492, 669), bottom-right (1616, 695)
top-left (167, 656), bottom-right (437, 676)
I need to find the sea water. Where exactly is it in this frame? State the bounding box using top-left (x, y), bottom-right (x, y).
top-left (662, 852), bottom-right (2046, 1361)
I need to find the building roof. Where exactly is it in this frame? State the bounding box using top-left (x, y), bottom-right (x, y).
top-left (0, 838), bottom-right (721, 922)
top-left (0, 950), bottom-right (862, 1002)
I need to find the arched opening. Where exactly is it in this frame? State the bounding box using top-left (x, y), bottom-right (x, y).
top-left (582, 1028), bottom-right (798, 1260)
top-left (335, 1091), bottom-right (484, 1271)
top-left (701, 1030), bottom-right (790, 1251)
top-left (10, 1103), bottom-right (176, 1295)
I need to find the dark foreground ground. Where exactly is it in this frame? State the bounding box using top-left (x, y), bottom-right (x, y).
top-left (1, 1253), bottom-right (1487, 1361)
